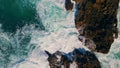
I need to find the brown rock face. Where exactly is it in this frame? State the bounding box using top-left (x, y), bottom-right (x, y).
top-left (65, 0), bottom-right (119, 53)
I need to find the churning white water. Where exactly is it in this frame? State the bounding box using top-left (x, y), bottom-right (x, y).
top-left (2, 0), bottom-right (119, 68)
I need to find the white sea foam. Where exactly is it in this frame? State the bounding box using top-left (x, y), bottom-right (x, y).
top-left (10, 1), bottom-right (120, 68)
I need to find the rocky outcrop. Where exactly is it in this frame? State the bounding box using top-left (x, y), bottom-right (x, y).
top-left (65, 0), bottom-right (119, 53)
top-left (45, 0), bottom-right (119, 68)
top-left (45, 48), bottom-right (101, 68)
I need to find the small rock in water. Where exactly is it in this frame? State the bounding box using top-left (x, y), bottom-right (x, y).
top-left (65, 0), bottom-right (74, 10)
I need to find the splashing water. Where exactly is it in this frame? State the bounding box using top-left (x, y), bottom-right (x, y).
top-left (0, 0), bottom-right (120, 68)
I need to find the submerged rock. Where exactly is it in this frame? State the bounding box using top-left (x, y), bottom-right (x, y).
top-left (45, 48), bottom-right (101, 68)
top-left (65, 0), bottom-right (119, 53)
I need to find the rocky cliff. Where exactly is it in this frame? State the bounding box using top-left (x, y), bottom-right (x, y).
top-left (65, 0), bottom-right (119, 53)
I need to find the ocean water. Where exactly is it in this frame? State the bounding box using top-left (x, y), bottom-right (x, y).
top-left (0, 0), bottom-right (120, 68)
top-left (0, 0), bottom-right (45, 32)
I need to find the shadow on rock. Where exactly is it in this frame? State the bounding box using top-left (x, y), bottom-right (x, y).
top-left (45, 48), bottom-right (101, 68)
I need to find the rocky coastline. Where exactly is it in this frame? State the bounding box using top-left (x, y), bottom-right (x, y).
top-left (45, 0), bottom-right (119, 68)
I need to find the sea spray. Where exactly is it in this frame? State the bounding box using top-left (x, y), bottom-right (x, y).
top-left (0, 0), bottom-right (119, 68)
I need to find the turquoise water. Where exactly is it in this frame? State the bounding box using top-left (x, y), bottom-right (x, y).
top-left (0, 0), bottom-right (45, 32)
top-left (0, 0), bottom-right (120, 68)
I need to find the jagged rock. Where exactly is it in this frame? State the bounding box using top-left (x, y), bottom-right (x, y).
top-left (45, 48), bottom-right (101, 68)
top-left (65, 0), bottom-right (119, 53)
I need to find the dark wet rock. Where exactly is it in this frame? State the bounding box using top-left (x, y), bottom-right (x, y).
top-left (45, 48), bottom-right (101, 68)
top-left (65, 0), bottom-right (119, 53)
top-left (65, 0), bottom-right (74, 10)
